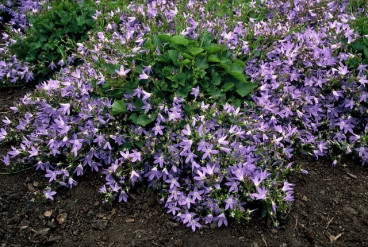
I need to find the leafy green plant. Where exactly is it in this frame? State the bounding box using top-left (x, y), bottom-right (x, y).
top-left (98, 32), bottom-right (257, 125)
top-left (9, 0), bottom-right (96, 82)
top-left (346, 2), bottom-right (368, 68)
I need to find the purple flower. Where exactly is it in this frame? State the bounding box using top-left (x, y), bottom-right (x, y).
top-left (282, 182), bottom-right (294, 192)
top-left (75, 164), bottom-right (84, 176)
top-left (202, 144), bottom-right (218, 160)
top-left (250, 186), bottom-right (267, 200)
top-left (115, 65), bottom-right (130, 77)
top-left (182, 124), bottom-right (191, 136)
top-left (190, 86), bottom-right (200, 98)
top-left (187, 218), bottom-right (201, 231)
top-left (129, 150), bottom-right (141, 162)
top-left (119, 191), bottom-right (128, 202)
top-left (28, 146), bottom-right (39, 157)
top-left (224, 196), bottom-right (236, 210)
top-left (2, 155), bottom-right (10, 165)
top-left (217, 213), bottom-right (228, 227)
top-left (139, 71), bottom-right (149, 80)
top-left (145, 167), bottom-right (161, 181)
top-left (44, 188), bottom-right (57, 201)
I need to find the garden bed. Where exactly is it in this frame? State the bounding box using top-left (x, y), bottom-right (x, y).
top-left (1, 86), bottom-right (367, 247)
top-left (1, 0), bottom-right (368, 246)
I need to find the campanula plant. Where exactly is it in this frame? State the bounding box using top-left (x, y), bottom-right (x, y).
top-left (9, 0), bottom-right (96, 83)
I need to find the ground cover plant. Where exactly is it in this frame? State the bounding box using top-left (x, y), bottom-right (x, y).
top-left (0, 0), bottom-right (367, 235)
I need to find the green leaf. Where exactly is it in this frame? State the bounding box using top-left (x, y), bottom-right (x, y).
top-left (129, 113), bottom-right (155, 127)
top-left (211, 70), bottom-right (221, 86)
top-left (158, 34), bottom-right (171, 42)
top-left (222, 82), bottom-right (234, 92)
top-left (170, 35), bottom-right (189, 46)
top-left (352, 40), bottom-right (364, 51)
top-left (205, 44), bottom-right (224, 54)
top-left (195, 57), bottom-right (208, 69)
top-left (168, 50), bottom-right (179, 63)
top-left (235, 81), bottom-right (257, 97)
top-left (182, 58), bottom-right (191, 66)
top-left (208, 54), bottom-right (221, 63)
top-left (182, 53), bottom-right (194, 59)
top-left (186, 47), bottom-right (204, 56)
top-left (209, 87), bottom-right (225, 99)
top-left (228, 64), bottom-right (246, 82)
top-left (111, 100), bottom-right (127, 115)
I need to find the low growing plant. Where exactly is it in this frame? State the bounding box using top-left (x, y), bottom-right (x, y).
top-left (9, 0), bottom-right (96, 82)
top-left (96, 32), bottom-right (257, 126)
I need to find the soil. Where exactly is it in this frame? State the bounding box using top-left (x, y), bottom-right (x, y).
top-left (1, 87), bottom-right (368, 247)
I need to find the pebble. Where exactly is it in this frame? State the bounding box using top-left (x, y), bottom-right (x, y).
top-left (56, 213), bottom-right (68, 224)
top-left (34, 228), bottom-right (50, 236)
top-left (92, 219), bottom-right (108, 230)
top-left (8, 215), bottom-right (21, 224)
top-left (344, 206), bottom-right (358, 215)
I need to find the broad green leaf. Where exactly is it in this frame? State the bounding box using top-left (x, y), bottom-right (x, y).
top-left (222, 82), bottom-right (234, 92)
top-left (195, 57), bottom-right (208, 69)
top-left (111, 100), bottom-right (127, 115)
top-left (168, 50), bottom-right (179, 63)
top-left (182, 58), bottom-right (191, 66)
top-left (208, 54), bottom-right (221, 63)
top-left (235, 81), bottom-right (257, 97)
top-left (129, 113), bottom-right (155, 127)
top-left (158, 34), bottom-right (171, 42)
top-left (364, 47), bottom-right (368, 59)
top-left (205, 44), bottom-right (223, 54)
top-left (209, 87), bottom-right (225, 99)
top-left (352, 40), bottom-right (364, 51)
top-left (211, 70), bottom-right (221, 85)
top-left (171, 35), bottom-right (189, 46)
top-left (233, 59), bottom-right (246, 67)
top-left (228, 63), bottom-right (246, 82)
top-left (182, 53), bottom-right (194, 59)
top-left (186, 47), bottom-right (204, 56)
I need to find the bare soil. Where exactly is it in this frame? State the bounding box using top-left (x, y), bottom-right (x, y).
top-left (1, 87), bottom-right (368, 247)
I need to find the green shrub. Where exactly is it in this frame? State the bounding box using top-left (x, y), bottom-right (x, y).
top-left (9, 0), bottom-right (96, 82)
top-left (97, 32), bottom-right (257, 126)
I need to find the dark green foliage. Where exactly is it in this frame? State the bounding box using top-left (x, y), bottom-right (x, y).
top-left (347, 3), bottom-right (368, 67)
top-left (9, 0), bottom-right (96, 82)
top-left (100, 32), bottom-right (257, 126)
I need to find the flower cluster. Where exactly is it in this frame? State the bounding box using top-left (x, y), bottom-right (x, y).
top-left (0, 0), bottom-right (367, 232)
top-left (0, 0), bottom-right (47, 85)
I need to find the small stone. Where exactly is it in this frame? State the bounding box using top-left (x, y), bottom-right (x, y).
top-left (33, 181), bottom-right (39, 187)
top-left (27, 183), bottom-right (35, 192)
top-left (344, 206), bottom-right (358, 215)
top-left (92, 220), bottom-right (108, 230)
top-left (44, 210), bottom-right (53, 218)
top-left (320, 190), bottom-right (325, 195)
top-left (166, 221), bottom-right (179, 227)
top-left (302, 196), bottom-right (308, 202)
top-left (56, 213), bottom-right (67, 224)
top-left (8, 215), bottom-right (21, 224)
top-left (48, 236), bottom-right (62, 242)
top-left (125, 218), bottom-right (135, 223)
top-left (34, 228), bottom-right (50, 236)
top-left (271, 229), bottom-right (278, 234)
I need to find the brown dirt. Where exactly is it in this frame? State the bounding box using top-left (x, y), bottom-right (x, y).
top-left (1, 87), bottom-right (368, 247)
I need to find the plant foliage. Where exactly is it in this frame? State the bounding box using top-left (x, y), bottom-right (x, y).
top-left (9, 0), bottom-right (96, 82)
top-left (99, 32), bottom-right (257, 125)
